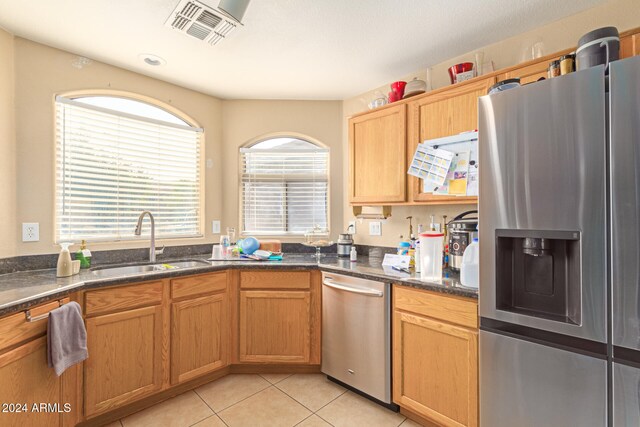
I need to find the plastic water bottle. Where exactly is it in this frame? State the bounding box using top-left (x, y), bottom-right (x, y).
top-left (460, 238), bottom-right (479, 288)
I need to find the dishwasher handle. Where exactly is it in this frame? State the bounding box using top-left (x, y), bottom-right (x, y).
top-left (322, 278), bottom-right (384, 297)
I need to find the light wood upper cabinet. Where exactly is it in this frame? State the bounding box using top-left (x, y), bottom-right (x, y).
top-left (393, 286), bottom-right (478, 427)
top-left (621, 33), bottom-right (640, 58)
top-left (84, 303), bottom-right (164, 417)
top-left (239, 290), bottom-right (311, 363)
top-left (171, 293), bottom-right (227, 384)
top-left (497, 57), bottom-right (559, 85)
top-left (0, 337), bottom-right (64, 427)
top-left (408, 77), bottom-right (494, 204)
top-left (349, 103), bottom-right (407, 204)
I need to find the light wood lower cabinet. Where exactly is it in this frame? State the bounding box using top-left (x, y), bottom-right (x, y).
top-left (239, 290), bottom-right (312, 363)
top-left (84, 304), bottom-right (164, 417)
top-left (393, 286), bottom-right (478, 427)
top-left (170, 293), bottom-right (227, 384)
top-left (0, 337), bottom-right (65, 427)
top-left (0, 298), bottom-right (77, 427)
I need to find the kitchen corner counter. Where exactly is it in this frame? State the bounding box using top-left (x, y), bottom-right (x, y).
top-left (0, 253), bottom-right (477, 317)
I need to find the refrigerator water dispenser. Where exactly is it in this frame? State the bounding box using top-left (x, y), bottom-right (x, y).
top-left (495, 229), bottom-right (581, 325)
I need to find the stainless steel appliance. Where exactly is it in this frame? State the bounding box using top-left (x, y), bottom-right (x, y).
top-left (321, 272), bottom-right (394, 408)
top-left (610, 56), bottom-right (640, 426)
top-left (336, 233), bottom-right (353, 257)
top-left (479, 64), bottom-right (608, 426)
top-left (447, 210), bottom-right (478, 271)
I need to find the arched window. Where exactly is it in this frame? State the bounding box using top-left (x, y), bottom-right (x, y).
top-left (55, 94), bottom-right (203, 242)
top-left (240, 136), bottom-right (329, 235)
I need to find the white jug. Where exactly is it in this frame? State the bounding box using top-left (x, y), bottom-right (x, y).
top-left (460, 238), bottom-right (479, 288)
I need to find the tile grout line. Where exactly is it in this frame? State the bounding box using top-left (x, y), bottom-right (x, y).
top-left (258, 373), bottom-right (292, 385)
top-left (192, 389), bottom-right (231, 427)
top-left (187, 414), bottom-right (227, 427)
top-left (272, 384), bottom-right (319, 415)
top-left (194, 375), bottom-right (273, 414)
top-left (272, 375), bottom-right (346, 418)
top-left (213, 382), bottom-right (275, 415)
top-left (292, 413), bottom-right (317, 427)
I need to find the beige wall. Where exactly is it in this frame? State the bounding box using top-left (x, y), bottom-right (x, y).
top-left (221, 100), bottom-right (343, 242)
top-left (343, 0), bottom-right (640, 247)
top-left (0, 28), bottom-right (16, 258)
top-left (13, 38), bottom-right (224, 255)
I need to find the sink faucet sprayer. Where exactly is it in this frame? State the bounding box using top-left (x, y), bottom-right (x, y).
top-left (134, 211), bottom-right (165, 262)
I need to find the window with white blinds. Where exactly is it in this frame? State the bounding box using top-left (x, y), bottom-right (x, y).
top-left (55, 95), bottom-right (203, 242)
top-left (240, 137), bottom-right (329, 235)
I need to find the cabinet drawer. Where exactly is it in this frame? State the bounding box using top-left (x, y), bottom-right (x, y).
top-left (240, 271), bottom-right (311, 289)
top-left (394, 285), bottom-right (477, 329)
top-left (85, 281), bottom-right (163, 316)
top-left (171, 271), bottom-right (227, 300)
top-left (0, 298), bottom-right (71, 352)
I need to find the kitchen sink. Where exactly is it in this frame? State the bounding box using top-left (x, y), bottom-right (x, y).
top-left (91, 259), bottom-right (210, 277)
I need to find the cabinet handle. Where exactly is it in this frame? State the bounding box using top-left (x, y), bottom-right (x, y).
top-left (322, 278), bottom-right (384, 297)
top-left (25, 299), bottom-right (65, 323)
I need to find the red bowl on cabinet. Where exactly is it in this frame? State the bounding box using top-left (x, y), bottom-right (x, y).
top-left (391, 81), bottom-right (407, 98)
top-left (448, 62), bottom-right (475, 84)
top-left (388, 91), bottom-right (400, 103)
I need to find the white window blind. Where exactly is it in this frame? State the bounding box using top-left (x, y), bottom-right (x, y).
top-left (55, 96), bottom-right (203, 242)
top-left (240, 138), bottom-right (329, 235)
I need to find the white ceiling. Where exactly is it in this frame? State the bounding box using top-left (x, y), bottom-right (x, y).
top-left (0, 0), bottom-right (603, 100)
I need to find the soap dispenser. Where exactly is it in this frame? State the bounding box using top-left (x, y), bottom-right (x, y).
top-left (57, 242), bottom-right (73, 278)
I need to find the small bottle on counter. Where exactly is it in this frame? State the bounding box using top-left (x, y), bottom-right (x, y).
top-left (76, 240), bottom-right (92, 268)
top-left (415, 240), bottom-right (421, 273)
top-left (57, 242), bottom-right (73, 278)
top-left (350, 246), bottom-right (357, 262)
top-left (443, 244), bottom-right (449, 269)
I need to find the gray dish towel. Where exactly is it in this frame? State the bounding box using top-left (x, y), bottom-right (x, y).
top-left (47, 301), bottom-right (88, 376)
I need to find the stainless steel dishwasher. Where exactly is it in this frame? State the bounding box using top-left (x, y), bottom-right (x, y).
top-left (321, 272), bottom-right (394, 408)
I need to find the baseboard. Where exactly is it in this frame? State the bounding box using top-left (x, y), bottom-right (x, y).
top-left (400, 407), bottom-right (441, 427)
top-left (230, 364), bottom-right (321, 374)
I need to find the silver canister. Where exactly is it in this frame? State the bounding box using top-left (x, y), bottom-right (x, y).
top-left (337, 233), bottom-right (354, 257)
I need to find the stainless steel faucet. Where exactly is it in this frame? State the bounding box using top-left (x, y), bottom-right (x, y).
top-left (134, 211), bottom-right (165, 262)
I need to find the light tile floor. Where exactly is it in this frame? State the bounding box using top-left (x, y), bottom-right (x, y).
top-left (104, 374), bottom-right (423, 427)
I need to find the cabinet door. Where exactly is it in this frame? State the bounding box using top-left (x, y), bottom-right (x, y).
top-left (408, 78), bottom-right (494, 204)
top-left (393, 311), bottom-right (478, 427)
top-left (0, 337), bottom-right (63, 427)
top-left (621, 33), bottom-right (640, 58)
top-left (171, 293), bottom-right (227, 384)
top-left (239, 290), bottom-right (311, 363)
top-left (84, 305), bottom-right (163, 417)
top-left (349, 104), bottom-right (407, 203)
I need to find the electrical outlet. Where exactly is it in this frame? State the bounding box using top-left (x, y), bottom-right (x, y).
top-left (348, 221), bottom-right (357, 234)
top-left (212, 220), bottom-right (221, 234)
top-left (22, 223), bottom-right (40, 242)
top-left (369, 221), bottom-right (382, 236)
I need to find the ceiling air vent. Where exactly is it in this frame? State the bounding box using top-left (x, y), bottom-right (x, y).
top-left (165, 0), bottom-right (240, 45)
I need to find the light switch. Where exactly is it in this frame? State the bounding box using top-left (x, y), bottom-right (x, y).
top-left (212, 220), bottom-right (221, 234)
top-left (369, 221), bottom-right (382, 236)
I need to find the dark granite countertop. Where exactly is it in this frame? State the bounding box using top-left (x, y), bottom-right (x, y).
top-left (0, 253), bottom-right (477, 317)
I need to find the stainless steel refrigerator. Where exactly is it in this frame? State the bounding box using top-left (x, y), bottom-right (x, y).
top-left (479, 55), bottom-right (640, 426)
